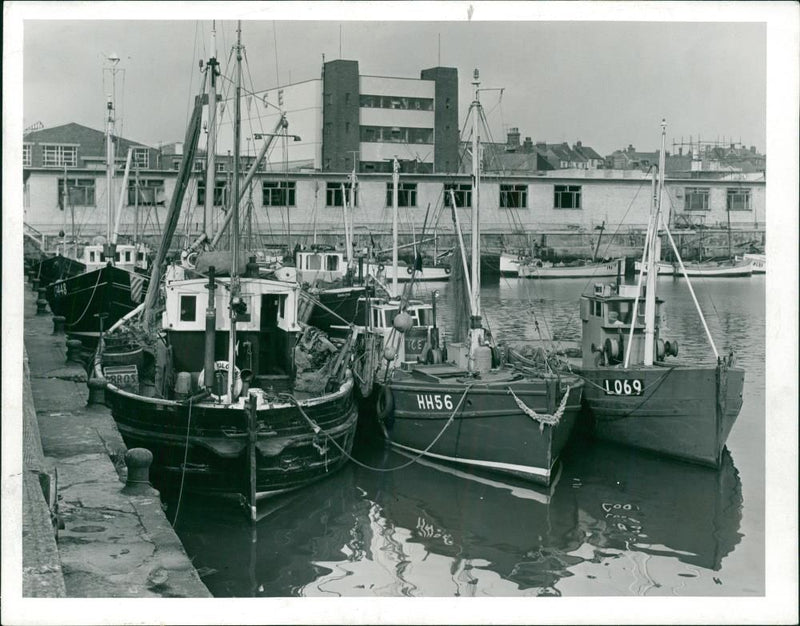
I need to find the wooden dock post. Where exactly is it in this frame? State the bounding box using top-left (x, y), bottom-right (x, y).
top-left (247, 390), bottom-right (258, 522)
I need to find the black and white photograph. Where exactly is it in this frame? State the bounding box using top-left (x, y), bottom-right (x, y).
top-left (2, 2), bottom-right (797, 624)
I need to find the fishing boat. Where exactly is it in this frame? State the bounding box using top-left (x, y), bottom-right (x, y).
top-left (367, 71), bottom-right (584, 487)
top-left (634, 258), bottom-right (753, 277)
top-left (518, 257), bottom-right (623, 279)
top-left (368, 259), bottom-right (451, 283)
top-left (44, 78), bottom-right (150, 346)
top-left (741, 252), bottom-right (765, 274)
top-left (572, 120), bottom-right (745, 467)
top-left (97, 23), bottom-right (359, 513)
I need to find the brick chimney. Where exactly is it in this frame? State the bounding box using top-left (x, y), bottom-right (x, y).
top-left (507, 127), bottom-right (521, 149)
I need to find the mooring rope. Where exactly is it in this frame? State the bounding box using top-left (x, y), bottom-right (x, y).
top-left (278, 385), bottom-right (473, 473)
top-left (171, 395), bottom-right (194, 528)
top-left (63, 268), bottom-right (104, 327)
top-left (506, 385), bottom-right (572, 431)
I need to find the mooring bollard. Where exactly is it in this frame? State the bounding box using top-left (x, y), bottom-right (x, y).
top-left (31, 277), bottom-right (40, 291)
top-left (121, 448), bottom-right (159, 496)
top-left (87, 375), bottom-right (107, 406)
top-left (36, 288), bottom-right (49, 315)
top-left (65, 339), bottom-right (84, 364)
top-left (52, 315), bottom-right (66, 334)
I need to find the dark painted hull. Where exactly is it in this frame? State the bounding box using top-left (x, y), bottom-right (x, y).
top-left (45, 264), bottom-right (148, 342)
top-left (34, 254), bottom-right (86, 287)
top-left (383, 369), bottom-right (584, 486)
top-left (306, 286), bottom-right (367, 331)
top-left (104, 378), bottom-right (359, 498)
top-left (580, 363), bottom-right (745, 467)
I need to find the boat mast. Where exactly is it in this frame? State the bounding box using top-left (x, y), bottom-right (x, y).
top-left (61, 164), bottom-right (68, 256)
top-left (643, 119), bottom-right (667, 366)
top-left (227, 21), bottom-right (243, 401)
top-left (204, 21), bottom-right (219, 242)
top-left (105, 91), bottom-right (115, 262)
top-left (392, 156), bottom-right (399, 296)
top-left (469, 69), bottom-right (483, 350)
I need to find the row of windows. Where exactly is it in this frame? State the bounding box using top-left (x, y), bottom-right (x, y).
top-left (684, 187), bottom-right (752, 211)
top-left (359, 94), bottom-right (434, 111)
top-left (360, 125), bottom-right (434, 144)
top-left (28, 144), bottom-right (150, 168)
top-left (53, 177), bottom-right (755, 212)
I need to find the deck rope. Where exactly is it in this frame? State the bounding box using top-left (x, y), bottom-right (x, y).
top-left (63, 267), bottom-right (104, 327)
top-left (507, 385), bottom-right (571, 431)
top-left (279, 384), bottom-right (473, 473)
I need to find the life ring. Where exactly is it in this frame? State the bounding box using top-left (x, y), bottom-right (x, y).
top-left (198, 360), bottom-right (242, 400)
top-left (444, 266), bottom-right (451, 275)
top-left (375, 385), bottom-right (395, 422)
top-left (181, 249), bottom-right (198, 269)
top-left (406, 266), bottom-right (414, 275)
top-left (378, 264), bottom-right (385, 272)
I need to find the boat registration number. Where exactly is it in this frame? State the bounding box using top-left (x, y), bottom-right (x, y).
top-left (603, 379), bottom-right (643, 395)
top-left (52, 282), bottom-right (67, 297)
top-left (104, 364), bottom-right (139, 391)
top-left (416, 394), bottom-right (454, 411)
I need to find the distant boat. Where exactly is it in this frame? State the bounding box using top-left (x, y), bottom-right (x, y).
top-left (518, 257), bottom-right (624, 279)
top-left (571, 120), bottom-right (745, 468)
top-left (741, 252), bottom-right (765, 274)
top-left (366, 259), bottom-right (451, 282)
top-left (635, 258), bottom-right (753, 277)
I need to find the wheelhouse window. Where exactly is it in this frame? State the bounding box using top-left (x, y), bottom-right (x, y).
top-left (23, 144), bottom-right (32, 167)
top-left (500, 184), bottom-right (528, 208)
top-left (179, 295), bottom-right (197, 322)
top-left (128, 179), bottom-right (165, 206)
top-left (359, 94), bottom-right (434, 111)
top-left (443, 183), bottom-right (472, 208)
top-left (684, 187), bottom-right (710, 211)
top-left (726, 188), bottom-right (751, 211)
top-left (43, 144), bottom-right (78, 168)
top-left (326, 182), bottom-right (357, 207)
top-left (58, 178), bottom-right (95, 208)
top-left (386, 182), bottom-right (418, 207)
top-left (262, 181), bottom-right (296, 207)
top-left (132, 147), bottom-right (150, 169)
top-left (554, 184), bottom-right (581, 209)
top-left (196, 180), bottom-right (229, 206)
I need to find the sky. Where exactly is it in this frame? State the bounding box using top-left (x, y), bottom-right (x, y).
top-left (19, 6), bottom-right (767, 157)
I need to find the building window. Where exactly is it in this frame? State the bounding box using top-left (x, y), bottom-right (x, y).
top-left (42, 144), bottom-right (78, 167)
top-left (23, 144), bottom-right (32, 167)
top-left (58, 178), bottom-right (96, 208)
top-left (132, 147), bottom-right (149, 169)
top-left (196, 180), bottom-right (228, 206)
top-left (386, 182), bottom-right (418, 207)
top-left (554, 184), bottom-right (581, 209)
top-left (359, 94), bottom-right (433, 111)
top-left (172, 159), bottom-right (181, 170)
top-left (684, 187), bottom-right (710, 211)
top-left (326, 182), bottom-right (357, 207)
top-left (128, 179), bottom-right (165, 206)
top-left (180, 295), bottom-right (197, 322)
top-left (216, 162), bottom-right (227, 173)
top-left (443, 183), bottom-right (472, 208)
top-left (726, 188), bottom-right (751, 211)
top-left (500, 184), bottom-right (528, 208)
top-left (360, 126), bottom-right (433, 144)
top-left (193, 159), bottom-right (205, 172)
top-left (262, 181), bottom-right (296, 206)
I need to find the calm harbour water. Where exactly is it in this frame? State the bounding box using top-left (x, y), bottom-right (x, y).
top-left (167, 274), bottom-right (765, 597)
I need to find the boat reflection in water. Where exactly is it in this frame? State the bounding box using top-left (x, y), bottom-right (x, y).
top-left (171, 438), bottom-right (742, 597)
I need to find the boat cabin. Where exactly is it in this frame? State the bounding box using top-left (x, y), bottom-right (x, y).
top-left (366, 299), bottom-right (440, 365)
top-left (295, 245), bottom-right (348, 284)
top-left (81, 243), bottom-right (149, 273)
top-left (580, 282), bottom-right (677, 367)
top-left (163, 274), bottom-right (301, 394)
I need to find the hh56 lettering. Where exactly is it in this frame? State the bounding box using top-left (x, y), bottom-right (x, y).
top-left (415, 394), bottom-right (454, 411)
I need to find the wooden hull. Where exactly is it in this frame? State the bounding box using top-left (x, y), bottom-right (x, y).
top-left (45, 264), bottom-right (149, 343)
top-left (305, 286), bottom-right (367, 331)
top-left (499, 252), bottom-right (524, 276)
top-left (635, 260), bottom-right (754, 277)
top-left (104, 377), bottom-right (359, 498)
top-left (382, 369), bottom-right (584, 486)
top-left (580, 363), bottom-right (745, 467)
top-left (519, 258), bottom-right (622, 279)
top-left (34, 254), bottom-right (86, 287)
top-left (367, 263), bottom-right (451, 282)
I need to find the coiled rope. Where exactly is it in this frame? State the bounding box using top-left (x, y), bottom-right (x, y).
top-left (278, 384), bottom-right (473, 473)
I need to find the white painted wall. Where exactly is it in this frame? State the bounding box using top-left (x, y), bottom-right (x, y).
top-left (360, 76), bottom-right (435, 99)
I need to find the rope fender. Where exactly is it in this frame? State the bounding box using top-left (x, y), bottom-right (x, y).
top-left (507, 385), bottom-right (572, 432)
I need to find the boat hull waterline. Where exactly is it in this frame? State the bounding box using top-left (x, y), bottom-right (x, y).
top-left (382, 372), bottom-right (584, 486)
